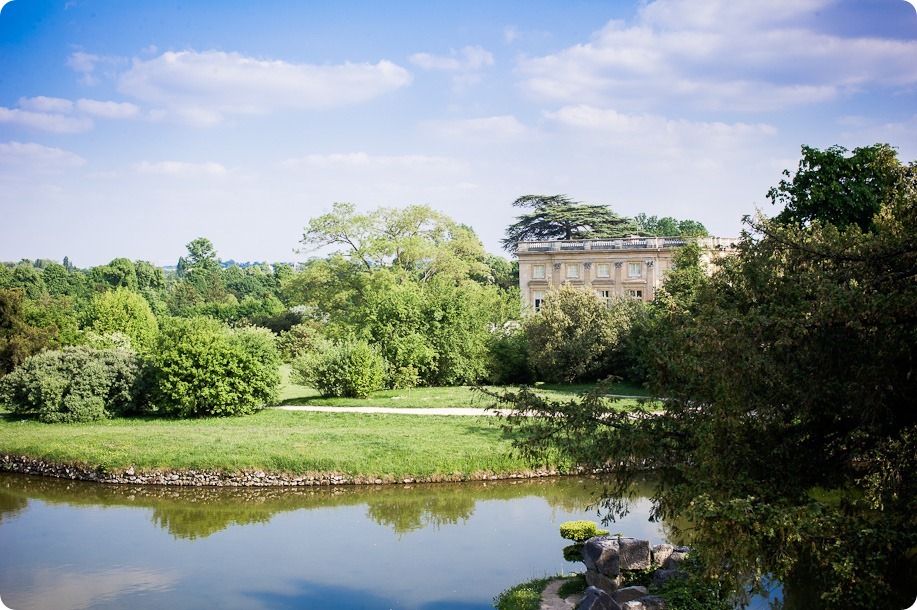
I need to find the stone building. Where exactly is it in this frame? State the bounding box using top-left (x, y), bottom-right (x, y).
top-left (516, 236), bottom-right (739, 310)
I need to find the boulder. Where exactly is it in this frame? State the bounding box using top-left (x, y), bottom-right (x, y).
top-left (612, 586), bottom-right (649, 604)
top-left (583, 537), bottom-right (622, 576)
top-left (621, 595), bottom-right (668, 610)
top-left (617, 537), bottom-right (651, 570)
top-left (577, 586), bottom-right (622, 610)
top-left (584, 536), bottom-right (652, 574)
top-left (585, 568), bottom-right (623, 594)
top-left (650, 568), bottom-right (682, 588)
top-left (651, 544), bottom-right (674, 568)
top-left (662, 550), bottom-right (688, 570)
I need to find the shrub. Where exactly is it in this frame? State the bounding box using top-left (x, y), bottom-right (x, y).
top-left (86, 287), bottom-right (159, 352)
top-left (0, 346), bottom-right (145, 422)
top-left (485, 321), bottom-right (535, 385)
top-left (150, 317), bottom-right (280, 417)
top-left (292, 338), bottom-right (386, 398)
top-left (559, 520), bottom-right (608, 543)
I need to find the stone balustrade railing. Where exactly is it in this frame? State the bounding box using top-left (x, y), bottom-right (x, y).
top-left (516, 237), bottom-right (740, 253)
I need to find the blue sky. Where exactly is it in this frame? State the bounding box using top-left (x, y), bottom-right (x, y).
top-left (1, 0), bottom-right (915, 267)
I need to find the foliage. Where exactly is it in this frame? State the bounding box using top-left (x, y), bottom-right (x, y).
top-left (559, 520), bottom-right (608, 542)
top-left (492, 575), bottom-right (554, 610)
top-left (488, 153), bottom-right (917, 607)
top-left (89, 258), bottom-right (138, 290)
top-left (484, 321), bottom-right (535, 385)
top-left (632, 214), bottom-right (709, 237)
top-left (502, 194), bottom-right (638, 251)
top-left (86, 287), bottom-right (159, 352)
top-left (769, 143), bottom-right (914, 231)
top-left (0, 346), bottom-right (145, 422)
top-left (0, 288), bottom-right (56, 375)
top-left (292, 338), bottom-right (386, 398)
top-left (523, 285), bottom-right (642, 383)
top-left (150, 317), bottom-right (280, 417)
top-left (276, 322), bottom-right (322, 360)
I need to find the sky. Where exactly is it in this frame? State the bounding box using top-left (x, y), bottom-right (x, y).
top-left (1, 0), bottom-right (915, 267)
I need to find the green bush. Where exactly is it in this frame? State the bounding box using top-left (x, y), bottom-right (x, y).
top-left (292, 338), bottom-right (386, 398)
top-left (559, 520), bottom-right (608, 543)
top-left (0, 346), bottom-right (145, 422)
top-left (485, 321), bottom-right (535, 385)
top-left (150, 317), bottom-right (280, 417)
top-left (86, 287), bottom-right (159, 352)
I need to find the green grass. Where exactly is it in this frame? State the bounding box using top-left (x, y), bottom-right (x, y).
top-left (277, 365), bottom-right (652, 409)
top-left (0, 408), bottom-right (568, 478)
top-left (493, 574), bottom-right (586, 610)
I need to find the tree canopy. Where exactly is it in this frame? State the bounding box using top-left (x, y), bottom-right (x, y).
top-left (490, 145), bottom-right (917, 607)
top-left (502, 195), bottom-right (637, 251)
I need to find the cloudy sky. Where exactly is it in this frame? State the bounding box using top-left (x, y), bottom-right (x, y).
top-left (1, 0), bottom-right (915, 267)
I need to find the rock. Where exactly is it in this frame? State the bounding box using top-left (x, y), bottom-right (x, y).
top-left (662, 551), bottom-right (688, 570)
top-left (585, 569), bottom-right (623, 594)
top-left (583, 536), bottom-right (622, 576)
top-left (617, 537), bottom-right (651, 570)
top-left (620, 596), bottom-right (668, 610)
top-left (650, 568), bottom-right (682, 588)
top-left (577, 586), bottom-right (622, 610)
top-left (651, 544), bottom-right (674, 568)
top-left (612, 586), bottom-right (649, 604)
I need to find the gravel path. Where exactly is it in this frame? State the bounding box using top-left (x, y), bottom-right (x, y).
top-left (274, 405), bottom-right (511, 416)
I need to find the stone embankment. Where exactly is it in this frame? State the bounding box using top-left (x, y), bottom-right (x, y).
top-left (0, 454), bottom-right (596, 487)
top-left (574, 535), bottom-right (691, 610)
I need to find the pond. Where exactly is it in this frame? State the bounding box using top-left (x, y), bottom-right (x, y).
top-left (0, 473), bottom-right (668, 610)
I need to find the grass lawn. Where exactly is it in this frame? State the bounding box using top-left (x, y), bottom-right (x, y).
top-left (0, 369), bottom-right (652, 479)
top-left (277, 365), bottom-right (652, 409)
top-left (0, 408), bottom-right (568, 478)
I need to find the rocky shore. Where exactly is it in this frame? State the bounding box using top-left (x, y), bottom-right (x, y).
top-left (0, 454), bottom-right (603, 487)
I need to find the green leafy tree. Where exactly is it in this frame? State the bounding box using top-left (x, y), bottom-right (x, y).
top-left (10, 265), bottom-right (45, 299)
top-left (86, 287), bottom-right (159, 352)
top-left (0, 346), bottom-right (144, 422)
top-left (134, 260), bottom-right (165, 291)
top-left (0, 288), bottom-right (56, 374)
top-left (502, 195), bottom-right (637, 251)
top-left (523, 284), bottom-right (640, 383)
top-left (150, 317), bottom-right (280, 417)
top-left (769, 143), bottom-right (914, 231)
top-left (490, 150), bottom-right (917, 607)
top-left (292, 337), bottom-right (386, 398)
top-left (632, 214), bottom-right (709, 237)
top-left (89, 258), bottom-right (138, 291)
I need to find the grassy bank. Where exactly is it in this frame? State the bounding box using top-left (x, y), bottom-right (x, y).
top-left (0, 408), bottom-right (567, 479)
top-left (277, 365), bottom-right (651, 409)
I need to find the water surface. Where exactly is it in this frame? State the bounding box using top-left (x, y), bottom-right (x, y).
top-left (0, 474), bottom-right (666, 609)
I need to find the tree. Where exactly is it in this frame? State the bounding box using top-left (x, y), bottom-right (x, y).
top-left (300, 203), bottom-right (490, 282)
top-left (0, 346), bottom-right (144, 422)
top-left (632, 214), bottom-right (709, 237)
top-left (490, 159), bottom-right (917, 607)
top-left (523, 284), bottom-right (640, 383)
top-left (769, 143), bottom-right (914, 231)
top-left (0, 288), bottom-right (56, 374)
top-left (86, 287), bottom-right (159, 352)
top-left (150, 317), bottom-right (279, 417)
top-left (502, 195), bottom-right (637, 251)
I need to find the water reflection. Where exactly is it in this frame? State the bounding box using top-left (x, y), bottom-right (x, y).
top-left (0, 473), bottom-right (665, 609)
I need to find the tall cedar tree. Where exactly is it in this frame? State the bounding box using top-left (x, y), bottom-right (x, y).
top-left (502, 195), bottom-right (637, 251)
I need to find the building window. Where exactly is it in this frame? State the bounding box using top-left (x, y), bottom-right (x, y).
top-left (533, 290), bottom-right (545, 312)
top-left (628, 289), bottom-right (643, 300)
top-left (597, 289), bottom-right (612, 308)
top-left (532, 264), bottom-right (545, 279)
top-left (627, 262), bottom-right (642, 277)
top-left (566, 264), bottom-right (580, 279)
top-left (596, 263), bottom-right (610, 278)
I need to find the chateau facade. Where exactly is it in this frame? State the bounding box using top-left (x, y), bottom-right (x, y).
top-left (516, 236), bottom-right (739, 309)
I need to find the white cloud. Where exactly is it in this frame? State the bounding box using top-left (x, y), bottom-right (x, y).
top-left (281, 152), bottom-right (466, 173)
top-left (424, 115), bottom-right (531, 143)
top-left (0, 141), bottom-right (87, 173)
top-left (0, 107), bottom-right (93, 133)
top-left (2, 97), bottom-right (141, 132)
top-left (75, 99), bottom-right (141, 119)
top-left (66, 51), bottom-right (126, 86)
top-left (134, 160), bottom-right (228, 176)
top-left (118, 50), bottom-right (413, 126)
top-left (545, 105), bottom-right (776, 141)
top-left (517, 0), bottom-right (917, 112)
top-left (409, 46), bottom-right (494, 71)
